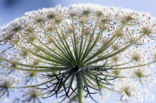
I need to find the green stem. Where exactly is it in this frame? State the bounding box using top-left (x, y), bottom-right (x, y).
top-left (76, 71), bottom-right (84, 103)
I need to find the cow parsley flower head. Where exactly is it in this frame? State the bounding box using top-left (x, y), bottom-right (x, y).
top-left (0, 4), bottom-right (156, 103)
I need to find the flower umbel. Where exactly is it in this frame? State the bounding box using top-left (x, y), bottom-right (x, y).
top-left (0, 4), bottom-right (156, 103)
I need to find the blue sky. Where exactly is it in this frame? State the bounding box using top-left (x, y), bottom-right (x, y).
top-left (0, 0), bottom-right (156, 103)
top-left (1, 0), bottom-right (156, 26)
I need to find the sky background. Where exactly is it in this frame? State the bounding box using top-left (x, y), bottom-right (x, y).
top-left (1, 0), bottom-right (156, 26)
top-left (0, 0), bottom-right (156, 103)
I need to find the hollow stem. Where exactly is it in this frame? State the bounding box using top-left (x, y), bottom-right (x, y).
top-left (76, 71), bottom-right (84, 103)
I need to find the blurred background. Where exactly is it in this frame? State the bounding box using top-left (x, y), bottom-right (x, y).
top-left (0, 0), bottom-right (156, 26)
top-left (0, 0), bottom-right (156, 103)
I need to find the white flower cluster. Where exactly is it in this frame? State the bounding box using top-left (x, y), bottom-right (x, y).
top-left (0, 4), bottom-right (156, 103)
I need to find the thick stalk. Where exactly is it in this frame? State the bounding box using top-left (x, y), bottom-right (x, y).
top-left (76, 71), bottom-right (84, 103)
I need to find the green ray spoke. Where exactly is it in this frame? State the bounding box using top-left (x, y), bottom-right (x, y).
top-left (113, 60), bottom-right (156, 70)
top-left (0, 63), bottom-right (63, 72)
top-left (83, 23), bottom-right (126, 64)
top-left (11, 79), bottom-right (53, 89)
top-left (80, 18), bottom-right (100, 63)
top-left (0, 56), bottom-right (65, 69)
